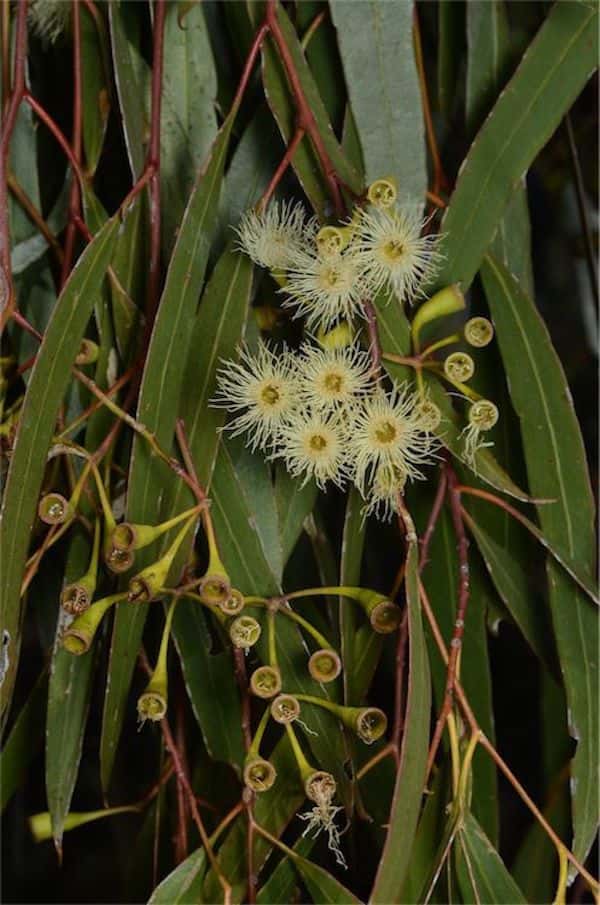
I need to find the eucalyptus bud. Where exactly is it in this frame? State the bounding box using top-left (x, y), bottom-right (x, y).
top-left (75, 338), bottom-right (100, 366)
top-left (219, 589), bottom-right (245, 616)
top-left (367, 177), bottom-right (397, 209)
top-left (271, 694), bottom-right (300, 724)
top-left (250, 665), bottom-right (282, 699)
top-left (38, 492), bottom-right (73, 526)
top-left (111, 505), bottom-right (202, 553)
top-left (315, 225), bottom-right (348, 257)
top-left (243, 757), bottom-right (277, 793)
top-left (444, 351), bottom-right (475, 383)
top-left (412, 285), bottom-right (465, 352)
top-left (137, 601), bottom-right (176, 723)
top-left (308, 649), bottom-right (342, 683)
top-left (352, 588), bottom-right (402, 633)
top-left (464, 316), bottom-right (494, 348)
top-left (316, 320), bottom-right (354, 350)
top-left (62, 592), bottom-right (127, 655)
top-left (229, 615), bottom-right (261, 650)
top-left (128, 515), bottom-right (196, 602)
top-left (61, 520), bottom-right (100, 615)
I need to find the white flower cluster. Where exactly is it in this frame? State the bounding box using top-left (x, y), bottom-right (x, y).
top-left (214, 190), bottom-right (444, 519)
top-left (236, 192), bottom-right (441, 329)
top-left (213, 341), bottom-right (439, 520)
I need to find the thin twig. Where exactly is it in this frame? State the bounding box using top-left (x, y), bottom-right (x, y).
top-left (258, 126), bottom-right (305, 211)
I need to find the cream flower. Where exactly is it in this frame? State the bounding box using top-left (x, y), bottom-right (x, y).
top-left (281, 250), bottom-right (367, 330)
top-left (235, 201), bottom-right (314, 271)
top-left (364, 464), bottom-right (407, 521)
top-left (297, 343), bottom-right (374, 412)
top-left (349, 386), bottom-right (440, 496)
top-left (461, 399), bottom-right (499, 468)
top-left (349, 204), bottom-right (442, 303)
top-left (29, 0), bottom-right (71, 42)
top-left (212, 344), bottom-right (298, 451)
top-left (273, 409), bottom-right (348, 489)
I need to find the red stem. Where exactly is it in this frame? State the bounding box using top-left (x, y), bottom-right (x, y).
top-left (24, 92), bottom-right (86, 189)
top-left (363, 300), bottom-right (382, 378)
top-left (419, 465), bottom-right (448, 570)
top-left (258, 126), bottom-right (305, 211)
top-left (230, 22), bottom-right (270, 117)
top-left (145, 0), bottom-right (166, 323)
top-left (426, 464), bottom-right (470, 776)
top-left (60, 0), bottom-right (83, 288)
top-left (0, 0), bottom-right (28, 333)
top-left (265, 0), bottom-right (343, 216)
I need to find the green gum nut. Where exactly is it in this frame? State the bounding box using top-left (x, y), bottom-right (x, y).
top-left (197, 549), bottom-right (231, 606)
top-left (111, 522), bottom-right (156, 552)
top-left (271, 694), bottom-right (301, 724)
top-left (61, 576), bottom-right (95, 616)
top-left (105, 545), bottom-right (135, 574)
top-left (244, 757), bottom-right (277, 793)
top-left (38, 492), bottom-right (73, 525)
top-left (305, 770), bottom-right (336, 805)
top-left (229, 615), bottom-right (262, 650)
top-left (137, 689), bottom-right (167, 723)
top-left (367, 177), bottom-right (398, 209)
top-left (308, 649), bottom-right (342, 683)
top-left (219, 588), bottom-right (245, 616)
top-left (353, 589), bottom-right (402, 634)
top-left (349, 707), bottom-right (388, 744)
top-left (412, 285), bottom-right (465, 351)
top-left (62, 593), bottom-right (124, 655)
top-left (75, 338), bottom-right (100, 365)
top-left (250, 665), bottom-right (282, 700)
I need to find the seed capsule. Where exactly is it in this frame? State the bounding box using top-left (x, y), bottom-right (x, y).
top-left (250, 665), bottom-right (282, 699)
top-left (444, 351), bottom-right (475, 383)
top-left (464, 316), bottom-right (494, 348)
top-left (271, 694), bottom-right (300, 724)
top-left (308, 649), bottom-right (342, 683)
top-left (244, 757), bottom-right (277, 793)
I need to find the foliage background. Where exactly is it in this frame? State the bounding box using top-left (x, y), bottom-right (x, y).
top-left (0, 1), bottom-right (598, 903)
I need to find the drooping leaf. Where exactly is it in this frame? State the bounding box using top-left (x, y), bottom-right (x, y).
top-left (100, 119), bottom-right (237, 793)
top-left (370, 529), bottom-right (431, 902)
top-left (455, 812), bottom-right (526, 904)
top-left (108, 0), bottom-right (149, 179)
top-left (160, 0), bottom-right (218, 255)
top-left (80, 2), bottom-right (110, 175)
top-left (330, 0), bottom-right (426, 199)
top-left (148, 846), bottom-right (207, 905)
top-left (481, 254), bottom-right (598, 868)
top-left (0, 215), bottom-right (120, 724)
top-left (0, 670), bottom-right (47, 811)
top-left (438, 1), bottom-right (598, 291)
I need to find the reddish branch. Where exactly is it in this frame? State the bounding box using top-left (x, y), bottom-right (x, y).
top-left (265, 0), bottom-right (343, 216)
top-left (0, 0), bottom-right (28, 333)
top-left (258, 126), bottom-right (305, 210)
top-left (60, 0), bottom-right (83, 287)
top-left (145, 0), bottom-right (166, 323)
top-left (426, 464), bottom-right (470, 776)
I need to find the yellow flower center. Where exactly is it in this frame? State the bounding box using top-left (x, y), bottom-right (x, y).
top-left (375, 419), bottom-right (397, 444)
top-left (322, 266), bottom-right (341, 289)
top-left (383, 239), bottom-right (405, 262)
top-left (323, 371), bottom-right (343, 393)
top-left (309, 433), bottom-right (328, 452)
top-left (261, 383), bottom-right (280, 406)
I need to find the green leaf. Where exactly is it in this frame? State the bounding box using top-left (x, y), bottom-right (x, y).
top-left (291, 852), bottom-right (360, 905)
top-left (438, 0), bottom-right (598, 290)
top-left (465, 0), bottom-right (535, 295)
top-left (256, 836), bottom-right (314, 904)
top-left (173, 601), bottom-right (245, 770)
top-left (462, 511), bottom-right (555, 668)
top-left (148, 846), bottom-right (207, 905)
top-left (108, 0), bottom-right (149, 178)
top-left (417, 502), bottom-right (498, 844)
top-left (203, 739), bottom-right (304, 903)
top-left (107, 196), bottom-right (145, 364)
top-left (375, 298), bottom-right (532, 501)
top-left (370, 531), bottom-right (431, 902)
top-left (254, 3), bottom-right (362, 216)
top-left (275, 468), bottom-right (317, 567)
top-left (455, 812), bottom-right (526, 904)
top-left (481, 254), bottom-right (598, 868)
top-left (81, 3), bottom-right (110, 175)
top-left (437, 1), bottom-right (464, 119)
top-left (329, 0), bottom-right (426, 199)
top-left (100, 119), bottom-right (236, 793)
top-left (0, 670), bottom-right (47, 811)
top-left (160, 0), bottom-right (217, 254)
top-left (0, 216), bottom-right (120, 724)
